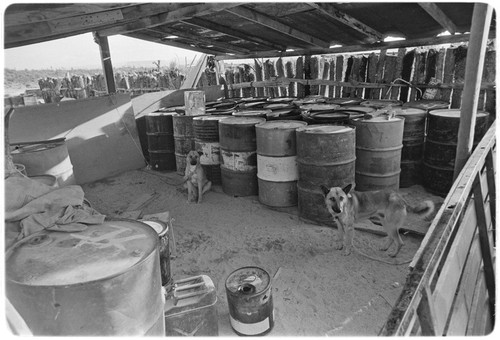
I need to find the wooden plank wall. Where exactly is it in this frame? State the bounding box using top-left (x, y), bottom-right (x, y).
top-left (222, 44), bottom-right (496, 115)
top-left (380, 122), bottom-right (496, 336)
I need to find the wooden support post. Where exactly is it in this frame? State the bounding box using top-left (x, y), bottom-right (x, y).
top-left (453, 3), bottom-right (493, 179)
top-left (93, 32), bottom-right (116, 94)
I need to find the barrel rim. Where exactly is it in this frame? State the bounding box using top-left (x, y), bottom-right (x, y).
top-left (255, 120), bottom-right (307, 130)
top-left (5, 219), bottom-right (160, 287)
top-left (225, 266), bottom-right (271, 297)
top-left (219, 116), bottom-right (266, 125)
top-left (193, 115), bottom-right (229, 121)
top-left (428, 109), bottom-right (490, 118)
top-left (352, 116), bottom-right (404, 124)
top-left (296, 124), bottom-right (354, 134)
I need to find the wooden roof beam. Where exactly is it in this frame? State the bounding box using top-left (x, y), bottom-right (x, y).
top-left (182, 17), bottom-right (287, 52)
top-left (225, 6), bottom-right (330, 48)
top-left (125, 31), bottom-right (223, 56)
top-left (149, 27), bottom-right (251, 54)
top-left (308, 2), bottom-right (383, 43)
top-left (98, 3), bottom-right (242, 37)
top-left (419, 2), bottom-right (459, 34)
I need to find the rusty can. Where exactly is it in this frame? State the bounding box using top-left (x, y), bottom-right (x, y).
top-left (225, 266), bottom-right (274, 336)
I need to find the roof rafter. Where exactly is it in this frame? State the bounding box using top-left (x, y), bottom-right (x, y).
top-left (225, 6), bottom-right (330, 48)
top-left (182, 17), bottom-right (286, 52)
top-left (98, 3), bottom-right (242, 37)
top-left (418, 2), bottom-right (459, 34)
top-left (308, 2), bottom-right (383, 43)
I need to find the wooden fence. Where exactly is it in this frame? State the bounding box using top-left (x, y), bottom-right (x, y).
top-left (381, 121), bottom-right (496, 335)
top-left (221, 43), bottom-right (496, 114)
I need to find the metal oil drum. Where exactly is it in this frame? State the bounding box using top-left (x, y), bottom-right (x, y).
top-left (352, 116), bottom-right (404, 191)
top-left (423, 109), bottom-right (490, 196)
top-left (219, 117), bottom-right (266, 197)
top-left (5, 219), bottom-right (164, 336)
top-left (193, 115), bottom-right (229, 185)
top-left (225, 267), bottom-right (274, 336)
top-left (359, 99), bottom-right (403, 109)
top-left (296, 125), bottom-right (356, 225)
top-left (145, 112), bottom-right (176, 171)
top-left (141, 219), bottom-right (172, 288)
top-left (256, 120), bottom-right (307, 207)
top-left (173, 114), bottom-right (195, 175)
top-left (10, 139), bottom-right (76, 186)
top-left (396, 107), bottom-right (427, 187)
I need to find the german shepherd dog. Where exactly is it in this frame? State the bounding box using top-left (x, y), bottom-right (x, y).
top-left (320, 184), bottom-right (434, 257)
top-left (183, 150), bottom-right (212, 203)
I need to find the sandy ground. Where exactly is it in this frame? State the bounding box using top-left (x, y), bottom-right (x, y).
top-left (81, 167), bottom-right (443, 337)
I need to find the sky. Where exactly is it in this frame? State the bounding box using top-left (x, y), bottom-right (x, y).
top-left (4, 32), bottom-right (202, 70)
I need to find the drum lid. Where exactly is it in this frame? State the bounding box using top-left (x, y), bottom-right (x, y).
top-left (225, 267), bottom-right (271, 295)
top-left (256, 120), bottom-right (307, 130)
top-left (297, 124), bottom-right (353, 134)
top-left (6, 220), bottom-right (157, 286)
top-left (141, 220), bottom-right (169, 237)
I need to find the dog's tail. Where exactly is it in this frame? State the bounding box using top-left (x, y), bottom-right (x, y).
top-left (407, 200), bottom-right (435, 219)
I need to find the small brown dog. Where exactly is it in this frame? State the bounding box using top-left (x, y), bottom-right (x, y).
top-left (183, 150), bottom-right (212, 203)
top-left (321, 184), bottom-right (434, 257)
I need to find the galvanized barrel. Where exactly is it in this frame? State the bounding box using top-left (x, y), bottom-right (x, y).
top-left (193, 115), bottom-right (228, 185)
top-left (396, 107), bottom-right (427, 187)
top-left (256, 120), bottom-right (307, 207)
top-left (173, 114), bottom-right (195, 175)
top-left (5, 219), bottom-right (164, 336)
top-left (296, 125), bottom-right (356, 225)
top-left (423, 109), bottom-right (490, 196)
top-left (352, 116), bottom-right (404, 191)
top-left (10, 139), bottom-right (76, 186)
top-left (225, 267), bottom-right (274, 336)
top-left (145, 112), bottom-right (176, 171)
top-left (219, 117), bottom-right (266, 196)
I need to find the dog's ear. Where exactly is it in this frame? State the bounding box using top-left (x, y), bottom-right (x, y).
top-left (197, 150), bottom-right (203, 156)
top-left (320, 185), bottom-right (330, 197)
top-left (342, 184), bottom-right (353, 195)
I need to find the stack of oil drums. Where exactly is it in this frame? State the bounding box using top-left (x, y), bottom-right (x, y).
top-left (423, 109), bottom-right (490, 196)
top-left (145, 112), bottom-right (176, 171)
top-left (256, 120), bottom-right (307, 207)
top-left (219, 117), bottom-right (266, 197)
top-left (193, 116), bottom-right (228, 185)
top-left (399, 100), bottom-right (450, 187)
top-left (296, 125), bottom-right (356, 225)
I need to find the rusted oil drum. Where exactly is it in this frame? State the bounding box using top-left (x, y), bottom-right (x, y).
top-left (146, 112), bottom-right (176, 171)
top-left (173, 114), bottom-right (195, 175)
top-left (5, 219), bottom-right (164, 336)
top-left (256, 120), bottom-right (307, 207)
top-left (219, 117), bottom-right (266, 196)
top-left (225, 267), bottom-right (274, 336)
top-left (402, 99), bottom-right (449, 111)
top-left (352, 116), bottom-right (404, 191)
top-left (296, 125), bottom-right (356, 225)
top-left (423, 109), bottom-right (490, 196)
top-left (360, 99), bottom-right (403, 109)
top-left (396, 107), bottom-right (427, 187)
top-left (193, 116), bottom-right (228, 185)
top-left (141, 220), bottom-right (172, 288)
top-left (11, 139), bottom-right (76, 186)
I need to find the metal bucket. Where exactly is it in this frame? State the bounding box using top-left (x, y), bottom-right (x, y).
top-left (146, 112), bottom-right (176, 171)
top-left (256, 120), bottom-right (307, 207)
top-left (193, 115), bottom-right (228, 185)
top-left (141, 220), bottom-right (172, 288)
top-left (396, 107), bottom-right (427, 187)
top-left (5, 219), bottom-right (164, 336)
top-left (352, 116), bottom-right (404, 191)
top-left (423, 109), bottom-right (490, 195)
top-left (11, 139), bottom-right (76, 186)
top-left (173, 114), bottom-right (195, 175)
top-left (225, 267), bottom-right (273, 336)
top-left (296, 125), bottom-right (356, 225)
top-left (219, 117), bottom-right (266, 196)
